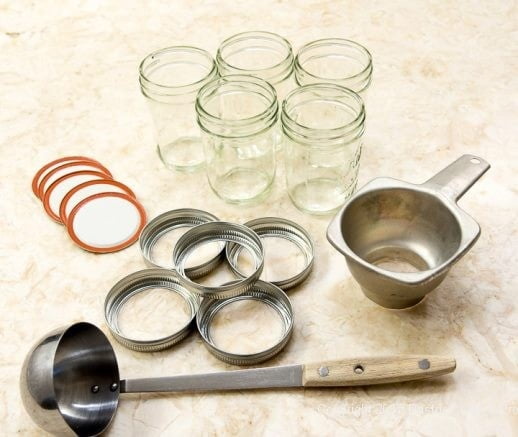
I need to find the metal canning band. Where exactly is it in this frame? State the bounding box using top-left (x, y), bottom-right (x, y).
top-left (139, 209), bottom-right (224, 279)
top-left (104, 268), bottom-right (200, 352)
top-left (173, 222), bottom-right (264, 299)
top-left (196, 280), bottom-right (294, 365)
top-left (226, 217), bottom-right (314, 290)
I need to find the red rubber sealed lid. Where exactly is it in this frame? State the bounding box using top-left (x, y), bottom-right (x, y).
top-left (37, 160), bottom-right (113, 199)
top-left (32, 156), bottom-right (101, 198)
top-left (59, 179), bottom-right (136, 224)
top-left (66, 192), bottom-right (147, 253)
top-left (42, 170), bottom-right (110, 223)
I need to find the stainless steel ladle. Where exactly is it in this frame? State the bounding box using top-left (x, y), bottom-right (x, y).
top-left (21, 322), bottom-right (456, 436)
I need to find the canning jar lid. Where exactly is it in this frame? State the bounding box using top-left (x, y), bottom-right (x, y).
top-left (139, 208), bottom-right (224, 278)
top-left (226, 217), bottom-right (314, 290)
top-left (67, 192), bottom-right (147, 253)
top-left (196, 279), bottom-right (294, 365)
top-left (37, 160), bottom-right (112, 199)
top-left (32, 156), bottom-right (101, 198)
top-left (105, 268), bottom-right (200, 352)
top-left (59, 179), bottom-right (136, 224)
top-left (42, 170), bottom-right (111, 223)
top-left (173, 221), bottom-right (264, 299)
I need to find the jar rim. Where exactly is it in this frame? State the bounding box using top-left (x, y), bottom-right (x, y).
top-left (282, 83), bottom-right (365, 135)
top-left (295, 38), bottom-right (373, 82)
top-left (282, 113), bottom-right (365, 143)
top-left (217, 31), bottom-right (294, 83)
top-left (196, 74), bottom-right (278, 126)
top-left (139, 46), bottom-right (218, 91)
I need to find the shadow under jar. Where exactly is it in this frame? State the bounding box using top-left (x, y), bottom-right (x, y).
top-left (294, 38), bottom-right (373, 97)
top-left (139, 46), bottom-right (218, 171)
top-left (196, 75), bottom-right (278, 205)
top-left (282, 84), bottom-right (365, 215)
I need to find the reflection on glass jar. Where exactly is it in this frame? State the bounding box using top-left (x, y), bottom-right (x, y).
top-left (139, 46), bottom-right (218, 171)
top-left (282, 84), bottom-right (365, 215)
top-left (294, 39), bottom-right (372, 97)
top-left (196, 75), bottom-right (278, 205)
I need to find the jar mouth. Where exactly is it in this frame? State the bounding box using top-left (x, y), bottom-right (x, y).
top-left (139, 46), bottom-right (218, 92)
top-left (282, 84), bottom-right (365, 138)
top-left (196, 75), bottom-right (278, 125)
top-left (295, 38), bottom-right (373, 84)
top-left (217, 31), bottom-right (294, 84)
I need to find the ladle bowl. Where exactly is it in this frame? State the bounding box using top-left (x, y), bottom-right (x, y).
top-left (20, 323), bottom-right (120, 436)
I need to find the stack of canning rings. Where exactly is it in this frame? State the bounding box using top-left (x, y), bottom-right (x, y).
top-left (105, 209), bottom-right (314, 365)
top-left (32, 156), bottom-right (147, 253)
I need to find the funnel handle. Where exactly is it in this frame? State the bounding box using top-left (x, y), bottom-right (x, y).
top-left (423, 154), bottom-right (490, 202)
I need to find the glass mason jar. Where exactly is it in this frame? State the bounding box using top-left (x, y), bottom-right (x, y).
top-left (217, 31), bottom-right (294, 153)
top-left (196, 75), bottom-right (278, 204)
top-left (294, 39), bottom-right (373, 97)
top-left (282, 84), bottom-right (365, 215)
top-left (216, 31), bottom-right (295, 101)
top-left (139, 46), bottom-right (218, 171)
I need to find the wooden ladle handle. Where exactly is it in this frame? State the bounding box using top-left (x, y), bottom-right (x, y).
top-left (303, 355), bottom-right (456, 387)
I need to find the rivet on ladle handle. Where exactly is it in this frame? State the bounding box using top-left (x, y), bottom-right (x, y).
top-left (423, 154), bottom-right (490, 202)
top-left (302, 355), bottom-right (456, 387)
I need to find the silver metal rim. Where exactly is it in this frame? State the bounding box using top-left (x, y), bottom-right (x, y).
top-left (173, 221), bottom-right (264, 299)
top-left (139, 209), bottom-right (224, 279)
top-left (226, 217), bottom-right (314, 290)
top-left (104, 268), bottom-right (201, 352)
top-left (196, 280), bottom-right (294, 365)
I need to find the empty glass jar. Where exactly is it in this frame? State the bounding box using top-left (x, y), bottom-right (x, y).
top-left (294, 39), bottom-right (372, 96)
top-left (282, 84), bottom-right (365, 215)
top-left (216, 31), bottom-right (295, 101)
top-left (196, 75), bottom-right (278, 204)
top-left (217, 31), bottom-right (294, 153)
top-left (139, 46), bottom-right (218, 171)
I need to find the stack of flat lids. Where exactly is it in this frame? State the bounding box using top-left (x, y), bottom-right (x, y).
top-left (32, 156), bottom-right (147, 253)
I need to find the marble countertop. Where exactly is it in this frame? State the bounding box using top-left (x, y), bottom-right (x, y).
top-left (1, 1), bottom-right (517, 435)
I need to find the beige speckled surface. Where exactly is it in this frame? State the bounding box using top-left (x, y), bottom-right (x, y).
top-left (1, 1), bottom-right (517, 435)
